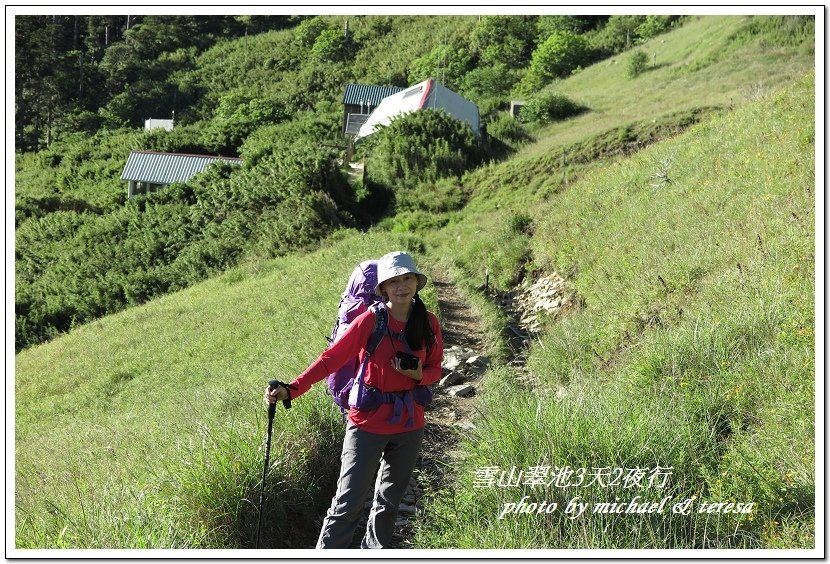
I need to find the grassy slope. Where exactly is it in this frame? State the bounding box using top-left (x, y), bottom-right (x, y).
top-left (14, 15), bottom-right (816, 549)
top-left (531, 15), bottom-right (813, 153)
top-left (455, 15), bottom-right (814, 213)
top-left (410, 14), bottom-right (815, 549)
top-left (14, 231), bottom-right (435, 547)
top-left (416, 72), bottom-right (815, 550)
top-left (399, 15), bottom-right (816, 549)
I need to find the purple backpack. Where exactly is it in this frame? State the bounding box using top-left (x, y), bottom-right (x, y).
top-left (326, 260), bottom-right (386, 410)
top-left (326, 259), bottom-right (434, 425)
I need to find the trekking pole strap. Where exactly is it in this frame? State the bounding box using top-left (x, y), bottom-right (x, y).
top-left (269, 379), bottom-right (297, 410)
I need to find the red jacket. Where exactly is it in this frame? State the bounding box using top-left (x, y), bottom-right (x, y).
top-left (289, 308), bottom-right (444, 434)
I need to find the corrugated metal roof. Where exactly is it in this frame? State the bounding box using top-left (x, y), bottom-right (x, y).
top-left (342, 84), bottom-right (405, 106)
top-left (121, 151), bottom-right (242, 184)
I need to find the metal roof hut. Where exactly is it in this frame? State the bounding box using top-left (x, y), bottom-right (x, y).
top-left (354, 79), bottom-right (480, 140)
top-left (342, 83), bottom-right (405, 137)
top-left (121, 151), bottom-right (243, 199)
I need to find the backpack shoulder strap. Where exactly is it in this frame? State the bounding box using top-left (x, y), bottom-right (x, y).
top-left (366, 304), bottom-right (387, 356)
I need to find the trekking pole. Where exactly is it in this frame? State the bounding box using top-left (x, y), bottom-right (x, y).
top-left (256, 379), bottom-right (292, 549)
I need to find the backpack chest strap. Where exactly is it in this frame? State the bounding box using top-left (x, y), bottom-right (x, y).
top-left (366, 304), bottom-right (388, 356)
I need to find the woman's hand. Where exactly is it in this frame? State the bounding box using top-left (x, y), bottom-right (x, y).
top-left (391, 356), bottom-right (423, 381)
top-left (264, 382), bottom-right (289, 405)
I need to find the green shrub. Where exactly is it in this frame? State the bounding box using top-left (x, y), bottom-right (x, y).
top-left (459, 64), bottom-right (522, 105)
top-left (375, 209), bottom-right (452, 234)
top-left (732, 15), bottom-right (815, 48)
top-left (588, 15), bottom-right (646, 56)
top-left (294, 16), bottom-right (328, 47)
top-left (470, 15), bottom-right (537, 68)
top-left (485, 112), bottom-right (532, 146)
top-left (144, 123), bottom-right (210, 155)
top-left (408, 44), bottom-right (473, 91)
top-left (366, 109), bottom-right (482, 194)
top-left (519, 92), bottom-right (587, 124)
top-left (310, 29), bottom-right (355, 63)
top-left (14, 140), bottom-right (355, 351)
top-left (627, 50), bottom-right (650, 78)
top-left (390, 177), bottom-right (471, 215)
top-left (635, 15), bottom-right (679, 41)
top-left (507, 211), bottom-right (534, 236)
top-left (537, 15), bottom-right (594, 40)
top-left (529, 30), bottom-right (592, 82)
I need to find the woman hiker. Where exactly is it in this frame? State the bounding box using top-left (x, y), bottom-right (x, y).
top-left (264, 251), bottom-right (444, 549)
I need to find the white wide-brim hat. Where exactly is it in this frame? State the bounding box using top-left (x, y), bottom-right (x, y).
top-left (374, 251), bottom-right (428, 297)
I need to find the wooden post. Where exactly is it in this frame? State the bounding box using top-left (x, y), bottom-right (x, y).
top-left (346, 138), bottom-right (354, 163)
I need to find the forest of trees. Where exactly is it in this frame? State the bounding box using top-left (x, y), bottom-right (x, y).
top-left (14, 15), bottom-right (303, 151)
top-left (15, 14), bottom-right (687, 152)
top-left (14, 14), bottom-right (691, 351)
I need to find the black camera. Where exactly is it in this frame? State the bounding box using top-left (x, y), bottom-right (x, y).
top-left (396, 351), bottom-right (419, 370)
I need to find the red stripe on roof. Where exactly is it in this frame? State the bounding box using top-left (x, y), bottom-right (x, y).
top-left (418, 79), bottom-right (434, 110)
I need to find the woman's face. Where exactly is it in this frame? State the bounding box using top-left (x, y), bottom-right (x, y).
top-left (381, 273), bottom-right (419, 306)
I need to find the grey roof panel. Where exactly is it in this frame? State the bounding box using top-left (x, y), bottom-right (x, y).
top-left (344, 113), bottom-right (370, 136)
top-left (121, 151), bottom-right (242, 184)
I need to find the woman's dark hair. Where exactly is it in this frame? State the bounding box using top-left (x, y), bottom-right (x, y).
top-left (406, 293), bottom-right (435, 352)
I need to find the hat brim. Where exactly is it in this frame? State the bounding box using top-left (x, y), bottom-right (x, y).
top-left (375, 272), bottom-right (428, 297)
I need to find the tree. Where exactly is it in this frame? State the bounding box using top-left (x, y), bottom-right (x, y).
top-left (295, 16), bottom-right (328, 47)
top-left (589, 15), bottom-right (646, 56)
top-left (635, 15), bottom-right (679, 41)
top-left (311, 29), bottom-right (354, 62)
top-left (471, 15), bottom-right (537, 68)
top-left (15, 14), bottom-right (256, 149)
top-left (526, 30), bottom-right (591, 85)
top-left (460, 63), bottom-right (520, 99)
top-left (408, 44), bottom-right (473, 90)
top-left (537, 15), bottom-right (595, 40)
top-left (15, 16), bottom-right (80, 149)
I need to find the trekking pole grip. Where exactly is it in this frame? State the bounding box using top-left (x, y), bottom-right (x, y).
top-left (268, 379), bottom-right (293, 410)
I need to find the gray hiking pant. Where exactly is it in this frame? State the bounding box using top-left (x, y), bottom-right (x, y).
top-left (316, 422), bottom-right (424, 549)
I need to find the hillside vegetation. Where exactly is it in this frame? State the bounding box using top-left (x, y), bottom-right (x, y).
top-left (417, 72), bottom-right (815, 550)
top-left (14, 13), bottom-right (816, 550)
top-left (16, 13), bottom-right (695, 351)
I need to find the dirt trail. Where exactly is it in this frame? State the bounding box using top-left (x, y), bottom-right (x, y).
top-left (390, 271), bottom-right (489, 548)
top-left (389, 268), bottom-right (574, 547)
top-left (307, 269), bottom-right (490, 549)
top-left (420, 275), bottom-right (487, 466)
top-left (324, 266), bottom-right (567, 548)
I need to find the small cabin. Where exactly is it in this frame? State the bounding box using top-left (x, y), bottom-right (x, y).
top-left (509, 100), bottom-right (526, 119)
top-left (144, 118), bottom-right (174, 132)
top-left (342, 83), bottom-right (405, 137)
top-left (355, 79), bottom-right (480, 140)
top-left (121, 150), bottom-right (242, 198)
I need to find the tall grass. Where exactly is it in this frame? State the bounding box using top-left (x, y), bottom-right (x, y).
top-left (422, 14), bottom-right (813, 303)
top-left (14, 14), bottom-right (816, 552)
top-left (414, 73), bottom-right (814, 549)
top-left (14, 230), bottom-right (434, 548)
top-left (524, 15), bottom-right (814, 155)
